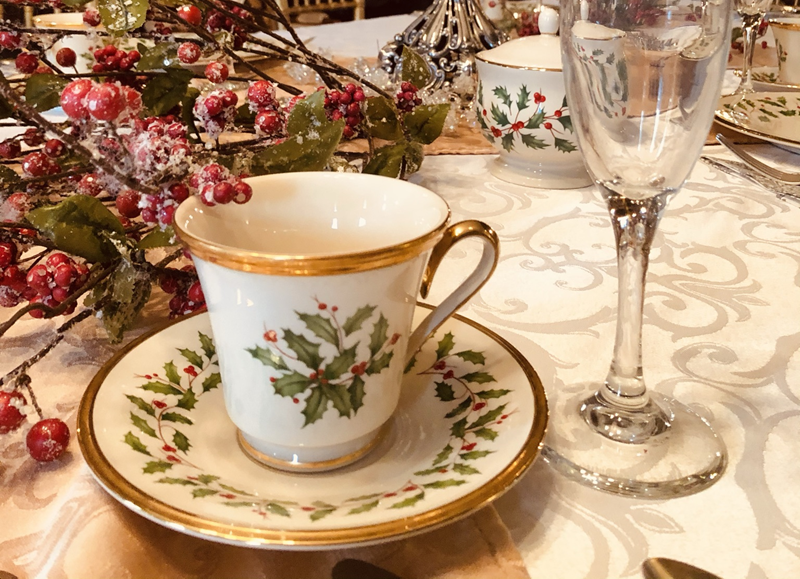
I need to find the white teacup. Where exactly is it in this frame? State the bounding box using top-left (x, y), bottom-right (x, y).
top-left (174, 172), bottom-right (499, 472)
top-left (771, 17), bottom-right (800, 86)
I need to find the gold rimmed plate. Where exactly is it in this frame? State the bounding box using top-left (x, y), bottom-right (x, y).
top-left (715, 91), bottom-right (800, 152)
top-left (77, 305), bottom-right (547, 549)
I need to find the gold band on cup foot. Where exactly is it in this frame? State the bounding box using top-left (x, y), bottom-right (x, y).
top-left (237, 425), bottom-right (388, 473)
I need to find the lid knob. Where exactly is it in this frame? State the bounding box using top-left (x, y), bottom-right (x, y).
top-left (539, 6), bottom-right (559, 35)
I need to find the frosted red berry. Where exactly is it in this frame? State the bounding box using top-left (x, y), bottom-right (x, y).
top-left (0, 31), bottom-right (21, 50)
top-left (86, 82), bottom-right (126, 121)
top-left (26, 418), bottom-right (70, 462)
top-left (15, 52), bottom-right (38, 74)
top-left (204, 61), bottom-right (229, 83)
top-left (116, 189), bottom-right (141, 218)
top-left (0, 390), bottom-right (26, 433)
top-left (83, 9), bottom-right (101, 26)
top-left (43, 139), bottom-right (65, 158)
top-left (0, 140), bottom-right (20, 160)
top-left (177, 42), bottom-right (201, 64)
top-left (247, 80), bottom-right (277, 109)
top-left (60, 79), bottom-right (94, 120)
top-left (177, 4), bottom-right (203, 26)
top-left (56, 47), bottom-right (76, 68)
top-left (78, 173), bottom-right (103, 196)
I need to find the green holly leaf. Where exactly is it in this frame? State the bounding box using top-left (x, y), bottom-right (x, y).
top-left (346, 493), bottom-right (382, 502)
top-left (197, 474), bottom-right (219, 484)
top-left (97, 0), bottom-right (147, 32)
top-left (161, 412), bottom-right (193, 425)
top-left (453, 463), bottom-right (481, 475)
top-left (366, 352), bottom-right (393, 375)
top-left (164, 361), bottom-right (181, 385)
top-left (454, 350), bottom-right (485, 365)
top-left (26, 195), bottom-right (124, 262)
top-left (298, 312), bottom-right (340, 348)
top-left (130, 412), bottom-right (157, 438)
top-left (136, 42), bottom-right (178, 70)
top-left (348, 500), bottom-right (379, 515)
top-left (247, 345), bottom-right (290, 371)
top-left (404, 354), bottom-right (417, 374)
top-left (460, 372), bottom-right (496, 384)
top-left (192, 488), bottom-right (218, 499)
top-left (139, 381), bottom-right (182, 396)
top-left (368, 314), bottom-right (389, 357)
top-left (364, 96), bottom-right (402, 140)
top-left (413, 467), bottom-right (444, 476)
top-left (199, 332), bottom-right (215, 360)
top-left (363, 143), bottom-right (406, 178)
top-left (451, 417), bottom-right (467, 438)
top-left (302, 387), bottom-right (328, 426)
top-left (126, 395), bottom-right (155, 417)
top-left (202, 373), bottom-right (221, 392)
top-left (123, 432), bottom-right (151, 455)
top-left (310, 508), bottom-right (336, 521)
top-left (266, 503), bottom-right (291, 517)
top-left (283, 330), bottom-right (323, 372)
top-left (493, 86), bottom-right (512, 108)
top-left (525, 110), bottom-right (545, 129)
top-left (435, 333), bottom-right (455, 359)
top-left (435, 381), bottom-right (455, 401)
top-left (474, 427), bottom-right (499, 441)
top-left (176, 388), bottom-right (197, 411)
top-left (445, 398), bottom-right (471, 419)
top-left (459, 450), bottom-right (493, 461)
top-left (326, 345), bottom-right (357, 380)
top-left (432, 443), bottom-right (453, 466)
top-left (342, 305), bottom-right (376, 336)
top-left (467, 404), bottom-right (506, 430)
top-left (403, 141), bottom-right (424, 176)
top-left (326, 383), bottom-right (352, 417)
top-left (220, 483), bottom-right (252, 495)
top-left (400, 47), bottom-right (432, 88)
top-left (179, 348), bottom-right (204, 369)
top-left (137, 226), bottom-right (177, 249)
top-left (476, 389), bottom-right (510, 399)
top-left (143, 460), bottom-right (173, 474)
top-left (224, 501), bottom-right (258, 507)
top-left (312, 500), bottom-right (336, 508)
top-left (404, 103), bottom-right (450, 145)
top-left (273, 371), bottom-right (313, 397)
top-left (349, 374), bottom-right (366, 412)
top-left (490, 102), bottom-right (510, 126)
top-left (554, 137), bottom-right (578, 153)
top-left (390, 492), bottom-right (425, 509)
top-left (141, 68), bottom-right (194, 116)
top-left (156, 477), bottom-right (197, 486)
top-left (422, 479), bottom-right (466, 489)
top-left (172, 430), bottom-right (191, 453)
top-left (517, 85), bottom-right (532, 111)
top-left (24, 74), bottom-right (68, 111)
top-left (96, 259), bottom-right (151, 343)
top-left (501, 133), bottom-right (515, 152)
top-left (556, 114), bottom-right (573, 133)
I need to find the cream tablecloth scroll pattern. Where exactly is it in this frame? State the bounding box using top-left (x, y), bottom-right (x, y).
top-left (412, 149), bottom-right (800, 579)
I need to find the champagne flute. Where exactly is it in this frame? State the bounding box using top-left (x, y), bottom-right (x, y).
top-left (734, 0), bottom-right (773, 93)
top-left (543, 0), bottom-right (731, 498)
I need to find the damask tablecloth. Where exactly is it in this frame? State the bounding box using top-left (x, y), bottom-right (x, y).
top-left (411, 146), bottom-right (800, 579)
top-left (1, 142), bottom-right (799, 578)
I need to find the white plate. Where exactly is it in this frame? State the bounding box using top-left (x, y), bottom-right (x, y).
top-left (77, 307), bottom-right (548, 549)
top-left (716, 91), bottom-right (800, 152)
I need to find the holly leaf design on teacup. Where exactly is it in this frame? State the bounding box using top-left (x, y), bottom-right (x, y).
top-left (247, 299), bottom-right (400, 426)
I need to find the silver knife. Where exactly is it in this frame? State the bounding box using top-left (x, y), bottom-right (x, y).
top-left (700, 156), bottom-right (800, 203)
top-left (642, 557), bottom-right (724, 579)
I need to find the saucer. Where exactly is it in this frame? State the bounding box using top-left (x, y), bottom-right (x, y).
top-left (77, 306), bottom-right (548, 549)
top-left (750, 66), bottom-right (800, 92)
top-left (716, 91), bottom-right (800, 152)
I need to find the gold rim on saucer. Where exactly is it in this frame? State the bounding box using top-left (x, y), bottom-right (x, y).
top-left (77, 305), bottom-right (548, 549)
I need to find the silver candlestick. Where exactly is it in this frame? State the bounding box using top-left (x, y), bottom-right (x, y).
top-left (379, 0), bottom-right (508, 91)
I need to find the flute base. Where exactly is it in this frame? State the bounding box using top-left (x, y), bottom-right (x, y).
top-left (542, 387), bottom-right (727, 499)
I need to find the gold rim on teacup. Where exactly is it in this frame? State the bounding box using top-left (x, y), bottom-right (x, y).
top-left (771, 19), bottom-right (800, 31)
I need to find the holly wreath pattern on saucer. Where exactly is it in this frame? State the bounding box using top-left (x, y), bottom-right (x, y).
top-left (78, 306), bottom-right (548, 549)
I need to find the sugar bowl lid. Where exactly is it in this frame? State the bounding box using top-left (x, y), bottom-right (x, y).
top-left (476, 6), bottom-right (561, 71)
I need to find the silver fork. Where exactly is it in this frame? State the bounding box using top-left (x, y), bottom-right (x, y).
top-left (716, 134), bottom-right (800, 184)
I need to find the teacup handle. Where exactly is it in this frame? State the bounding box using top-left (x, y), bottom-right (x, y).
top-left (405, 220), bottom-right (500, 363)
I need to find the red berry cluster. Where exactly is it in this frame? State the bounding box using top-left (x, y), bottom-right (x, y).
top-left (92, 44), bottom-right (141, 74)
top-left (25, 252), bottom-right (90, 317)
top-left (247, 81), bottom-right (286, 138)
top-left (189, 162), bottom-right (252, 206)
top-left (129, 115), bottom-right (192, 180)
top-left (60, 79), bottom-right (141, 123)
top-left (193, 88), bottom-right (238, 141)
top-left (0, 389), bottom-right (70, 462)
top-left (205, 5), bottom-right (252, 49)
top-left (160, 265), bottom-right (206, 318)
top-left (135, 181), bottom-right (190, 227)
top-left (324, 83), bottom-right (365, 139)
top-left (516, 10), bottom-right (540, 37)
top-left (395, 81), bottom-right (422, 113)
top-left (21, 151), bottom-right (60, 178)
